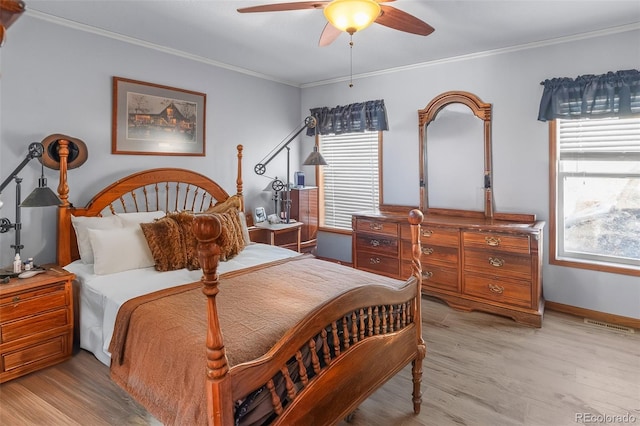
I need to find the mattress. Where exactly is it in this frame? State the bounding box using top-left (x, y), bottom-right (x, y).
top-left (64, 243), bottom-right (302, 366)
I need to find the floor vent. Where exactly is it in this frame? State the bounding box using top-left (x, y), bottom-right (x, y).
top-left (583, 318), bottom-right (635, 334)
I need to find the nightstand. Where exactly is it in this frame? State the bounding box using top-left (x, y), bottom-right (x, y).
top-left (250, 221), bottom-right (304, 252)
top-left (0, 265), bottom-right (75, 383)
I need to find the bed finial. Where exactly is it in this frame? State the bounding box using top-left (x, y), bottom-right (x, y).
top-left (193, 213), bottom-right (235, 425)
top-left (236, 144), bottom-right (244, 209)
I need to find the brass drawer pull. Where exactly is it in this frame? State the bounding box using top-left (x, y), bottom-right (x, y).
top-left (369, 257), bottom-right (381, 264)
top-left (422, 271), bottom-right (433, 279)
top-left (421, 229), bottom-right (433, 237)
top-left (485, 236), bottom-right (501, 246)
top-left (13, 296), bottom-right (21, 303)
top-left (369, 223), bottom-right (383, 231)
top-left (370, 239), bottom-right (380, 247)
top-left (421, 247), bottom-right (434, 255)
top-left (488, 283), bottom-right (504, 294)
top-left (489, 257), bottom-right (504, 267)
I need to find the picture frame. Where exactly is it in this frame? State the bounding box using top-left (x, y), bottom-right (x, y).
top-left (112, 77), bottom-right (206, 156)
top-left (254, 207), bottom-right (267, 224)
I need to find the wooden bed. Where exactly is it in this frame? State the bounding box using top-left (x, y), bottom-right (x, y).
top-left (54, 140), bottom-right (426, 425)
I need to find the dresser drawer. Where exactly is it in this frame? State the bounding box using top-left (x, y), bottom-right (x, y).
top-left (463, 232), bottom-right (530, 254)
top-left (356, 252), bottom-right (400, 277)
top-left (463, 272), bottom-right (532, 308)
top-left (0, 284), bottom-right (69, 323)
top-left (402, 262), bottom-right (458, 292)
top-left (1, 308), bottom-right (70, 343)
top-left (355, 219), bottom-right (398, 237)
top-left (2, 334), bottom-right (70, 374)
top-left (464, 249), bottom-right (532, 280)
top-left (355, 233), bottom-right (399, 256)
top-left (401, 240), bottom-right (458, 267)
top-left (402, 225), bottom-right (459, 247)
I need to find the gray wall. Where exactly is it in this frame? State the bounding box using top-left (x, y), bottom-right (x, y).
top-left (302, 29), bottom-right (640, 320)
top-left (1, 15), bottom-right (302, 267)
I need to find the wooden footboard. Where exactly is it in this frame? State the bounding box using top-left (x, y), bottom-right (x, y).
top-left (194, 209), bottom-right (425, 425)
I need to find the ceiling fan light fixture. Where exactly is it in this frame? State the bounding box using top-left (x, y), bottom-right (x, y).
top-left (324, 0), bottom-right (381, 34)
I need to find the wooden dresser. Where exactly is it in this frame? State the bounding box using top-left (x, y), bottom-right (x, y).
top-left (353, 210), bottom-right (545, 327)
top-left (0, 266), bottom-right (75, 382)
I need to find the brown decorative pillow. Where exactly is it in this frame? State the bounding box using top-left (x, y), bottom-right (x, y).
top-left (206, 194), bottom-right (243, 214)
top-left (213, 208), bottom-right (245, 261)
top-left (140, 217), bottom-right (186, 272)
top-left (166, 211), bottom-right (200, 270)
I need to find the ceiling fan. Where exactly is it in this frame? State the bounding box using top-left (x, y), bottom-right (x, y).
top-left (237, 0), bottom-right (435, 47)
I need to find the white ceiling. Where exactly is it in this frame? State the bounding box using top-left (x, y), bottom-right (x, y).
top-left (24, 0), bottom-right (640, 87)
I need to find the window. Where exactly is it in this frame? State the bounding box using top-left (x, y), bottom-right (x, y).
top-left (318, 131), bottom-right (380, 231)
top-left (551, 116), bottom-right (640, 275)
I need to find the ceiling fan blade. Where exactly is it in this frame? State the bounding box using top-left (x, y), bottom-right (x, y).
top-left (319, 22), bottom-right (342, 46)
top-left (375, 5), bottom-right (434, 36)
top-left (238, 1), bottom-right (330, 13)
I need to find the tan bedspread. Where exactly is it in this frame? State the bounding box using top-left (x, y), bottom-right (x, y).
top-left (109, 256), bottom-right (405, 426)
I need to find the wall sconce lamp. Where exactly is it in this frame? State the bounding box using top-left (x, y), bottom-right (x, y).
top-left (0, 142), bottom-right (61, 257)
top-left (255, 116), bottom-right (328, 223)
top-left (0, 0), bottom-right (25, 47)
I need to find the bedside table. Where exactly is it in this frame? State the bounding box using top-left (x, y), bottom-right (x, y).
top-left (0, 265), bottom-right (75, 383)
top-left (251, 221), bottom-right (304, 252)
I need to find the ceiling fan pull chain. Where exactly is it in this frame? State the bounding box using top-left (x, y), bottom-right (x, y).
top-left (349, 35), bottom-right (354, 88)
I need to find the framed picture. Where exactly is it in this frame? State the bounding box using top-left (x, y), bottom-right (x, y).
top-left (112, 77), bottom-right (206, 156)
top-left (254, 207), bottom-right (267, 224)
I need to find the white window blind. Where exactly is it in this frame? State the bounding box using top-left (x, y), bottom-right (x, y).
top-left (558, 117), bottom-right (640, 161)
top-left (320, 131), bottom-right (379, 230)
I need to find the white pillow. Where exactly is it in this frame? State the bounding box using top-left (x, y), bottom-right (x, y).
top-left (71, 215), bottom-right (123, 264)
top-left (116, 210), bottom-right (166, 226)
top-left (88, 227), bottom-right (155, 275)
top-left (238, 211), bottom-right (251, 245)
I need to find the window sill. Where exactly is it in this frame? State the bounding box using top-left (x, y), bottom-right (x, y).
top-left (550, 257), bottom-right (640, 277)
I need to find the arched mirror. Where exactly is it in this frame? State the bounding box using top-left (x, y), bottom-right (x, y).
top-left (419, 91), bottom-right (493, 218)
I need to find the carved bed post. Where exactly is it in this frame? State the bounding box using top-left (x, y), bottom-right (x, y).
top-left (193, 214), bottom-right (234, 426)
top-left (236, 144), bottom-right (244, 211)
top-left (408, 209), bottom-right (426, 414)
top-left (56, 139), bottom-right (72, 266)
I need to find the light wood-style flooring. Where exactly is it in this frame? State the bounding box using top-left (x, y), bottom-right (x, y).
top-left (1, 297), bottom-right (638, 426)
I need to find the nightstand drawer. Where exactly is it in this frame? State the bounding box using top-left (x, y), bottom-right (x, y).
top-left (1, 308), bottom-right (70, 343)
top-left (2, 334), bottom-right (70, 373)
top-left (0, 284), bottom-right (68, 323)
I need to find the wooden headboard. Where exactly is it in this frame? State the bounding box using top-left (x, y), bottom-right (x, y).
top-left (55, 142), bottom-right (244, 266)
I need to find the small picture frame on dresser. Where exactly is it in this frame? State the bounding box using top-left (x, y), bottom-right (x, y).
top-left (254, 207), bottom-right (266, 224)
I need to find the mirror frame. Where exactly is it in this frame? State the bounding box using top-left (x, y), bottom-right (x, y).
top-left (419, 91), bottom-right (494, 218)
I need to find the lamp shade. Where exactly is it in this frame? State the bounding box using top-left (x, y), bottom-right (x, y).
top-left (20, 177), bottom-right (62, 207)
top-left (303, 146), bottom-right (329, 166)
top-left (324, 0), bottom-right (381, 34)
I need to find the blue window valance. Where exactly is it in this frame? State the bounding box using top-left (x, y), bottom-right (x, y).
top-left (538, 69), bottom-right (640, 122)
top-left (307, 99), bottom-right (389, 136)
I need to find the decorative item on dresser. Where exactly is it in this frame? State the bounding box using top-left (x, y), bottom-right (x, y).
top-left (0, 265), bottom-right (75, 382)
top-left (353, 91), bottom-right (545, 327)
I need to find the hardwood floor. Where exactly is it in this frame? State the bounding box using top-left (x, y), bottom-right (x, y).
top-left (1, 297), bottom-right (638, 426)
